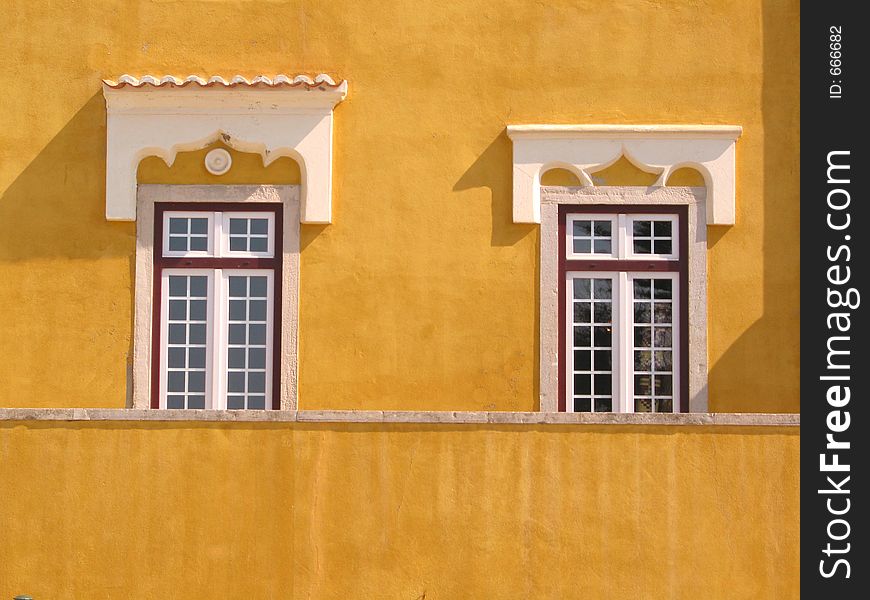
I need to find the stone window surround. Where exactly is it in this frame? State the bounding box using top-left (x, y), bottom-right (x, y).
top-left (133, 184), bottom-right (299, 410)
top-left (540, 186), bottom-right (708, 413)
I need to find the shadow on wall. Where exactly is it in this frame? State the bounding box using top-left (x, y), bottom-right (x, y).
top-left (706, 0), bottom-right (800, 413)
top-left (453, 131), bottom-right (537, 248)
top-left (0, 91), bottom-right (134, 263)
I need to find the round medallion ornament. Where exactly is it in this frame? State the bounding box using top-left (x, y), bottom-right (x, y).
top-left (204, 148), bottom-right (232, 175)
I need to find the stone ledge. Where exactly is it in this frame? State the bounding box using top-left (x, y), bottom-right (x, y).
top-left (0, 408), bottom-right (799, 427)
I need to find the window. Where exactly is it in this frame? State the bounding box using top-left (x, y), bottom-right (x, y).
top-left (559, 206), bottom-right (687, 413)
top-left (152, 203), bottom-right (282, 409)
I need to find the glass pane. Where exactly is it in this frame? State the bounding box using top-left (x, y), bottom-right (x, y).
top-left (169, 276), bottom-right (187, 297)
top-left (654, 302), bottom-right (673, 324)
top-left (189, 237), bottom-right (208, 252)
top-left (188, 372), bottom-right (205, 393)
top-left (574, 350), bottom-right (591, 371)
top-left (573, 278), bottom-right (591, 299)
top-left (653, 280), bottom-right (673, 300)
top-left (634, 375), bottom-right (652, 396)
top-left (168, 237), bottom-right (187, 252)
top-left (593, 302), bottom-right (611, 324)
top-left (655, 375), bottom-right (673, 395)
top-left (229, 219), bottom-right (247, 234)
top-left (633, 279), bottom-right (651, 300)
top-left (167, 347), bottom-right (185, 368)
top-left (168, 324), bottom-right (186, 345)
top-left (594, 398), bottom-right (612, 413)
top-left (635, 398), bottom-right (653, 413)
top-left (654, 240), bottom-right (672, 255)
top-left (190, 218), bottom-right (209, 235)
top-left (593, 279), bottom-right (612, 300)
top-left (593, 375), bottom-right (611, 395)
top-left (654, 351), bottom-right (673, 371)
top-left (250, 277), bottom-right (268, 298)
top-left (250, 237), bottom-right (268, 253)
top-left (188, 396), bottom-right (205, 409)
top-left (249, 324), bottom-right (266, 345)
top-left (189, 324), bottom-right (206, 344)
top-left (572, 221), bottom-right (591, 236)
top-left (228, 324), bottom-right (246, 345)
top-left (654, 327), bottom-right (673, 348)
top-left (251, 219), bottom-right (269, 235)
top-left (249, 300), bottom-right (267, 321)
top-left (169, 300), bottom-right (186, 320)
top-left (634, 326), bottom-right (652, 348)
top-left (633, 239), bottom-right (652, 254)
top-left (249, 348), bottom-right (266, 369)
top-left (167, 371), bottom-right (185, 392)
top-left (574, 397), bottom-right (591, 412)
top-left (634, 303), bottom-right (651, 323)
top-left (248, 396), bottom-right (266, 410)
top-left (574, 374), bottom-right (591, 395)
top-left (593, 326), bottom-right (611, 348)
top-left (573, 239), bottom-right (591, 253)
top-left (633, 221), bottom-right (651, 236)
top-left (653, 221), bottom-right (672, 236)
top-left (167, 396), bottom-right (185, 409)
top-left (593, 350), bottom-right (611, 371)
top-left (228, 396), bottom-right (245, 410)
top-left (593, 239), bottom-right (611, 254)
top-left (634, 351), bottom-right (651, 371)
top-left (248, 372), bottom-right (266, 393)
top-left (573, 326), bottom-right (591, 347)
top-left (229, 237), bottom-right (247, 252)
top-left (593, 221), bottom-right (611, 236)
top-left (190, 277), bottom-right (207, 298)
top-left (656, 399), bottom-right (674, 413)
top-left (188, 348), bottom-right (206, 369)
top-left (169, 218), bottom-right (187, 234)
top-left (189, 300), bottom-right (207, 321)
top-left (228, 348), bottom-right (246, 369)
top-left (573, 302), bottom-right (591, 324)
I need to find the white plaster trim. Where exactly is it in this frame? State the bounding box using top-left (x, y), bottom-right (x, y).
top-left (0, 408), bottom-right (799, 427)
top-left (134, 185), bottom-right (299, 410)
top-left (506, 124), bottom-right (742, 225)
top-left (539, 186), bottom-right (708, 413)
top-left (102, 79), bottom-right (347, 223)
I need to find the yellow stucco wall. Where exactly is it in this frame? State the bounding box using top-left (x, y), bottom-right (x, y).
top-left (0, 422), bottom-right (799, 598)
top-left (0, 0), bottom-right (800, 412)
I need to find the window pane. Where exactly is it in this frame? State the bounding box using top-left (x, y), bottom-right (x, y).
top-left (574, 350), bottom-right (591, 371)
top-left (654, 240), bottom-right (672, 255)
top-left (654, 221), bottom-right (672, 237)
top-left (656, 399), bottom-right (674, 413)
top-left (654, 327), bottom-right (673, 348)
top-left (593, 221), bottom-right (611, 236)
top-left (573, 221), bottom-right (591, 236)
top-left (634, 326), bottom-right (652, 348)
top-left (633, 221), bottom-right (651, 236)
top-left (574, 397), bottom-right (591, 412)
top-left (594, 398), bottom-right (612, 413)
top-left (633, 279), bottom-right (651, 300)
top-left (573, 278), bottom-right (591, 299)
top-left (634, 303), bottom-right (651, 323)
top-left (593, 326), bottom-right (611, 348)
top-left (653, 280), bottom-right (672, 300)
top-left (574, 374), bottom-right (591, 395)
top-left (593, 279), bottom-right (612, 299)
top-left (165, 215), bottom-right (212, 256)
top-left (169, 237), bottom-right (187, 252)
top-left (593, 302), bottom-right (611, 324)
top-left (593, 350), bottom-right (611, 371)
top-left (573, 302), bottom-right (591, 324)
top-left (593, 375), bottom-right (611, 395)
top-left (190, 218), bottom-right (209, 235)
top-left (573, 239), bottom-right (591, 253)
top-left (593, 239), bottom-right (611, 254)
top-left (169, 218), bottom-right (187, 234)
top-left (573, 326), bottom-right (591, 347)
top-left (189, 236), bottom-right (208, 252)
top-left (634, 398), bottom-right (653, 413)
top-left (633, 239), bottom-right (652, 254)
top-left (226, 215), bottom-right (273, 256)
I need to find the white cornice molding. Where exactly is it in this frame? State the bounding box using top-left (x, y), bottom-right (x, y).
top-left (102, 75), bottom-right (348, 223)
top-left (506, 124), bottom-right (743, 225)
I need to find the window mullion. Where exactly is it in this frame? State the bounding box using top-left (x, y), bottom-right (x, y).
top-left (210, 268), bottom-right (225, 409)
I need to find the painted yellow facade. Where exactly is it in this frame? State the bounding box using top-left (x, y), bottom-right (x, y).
top-left (0, 422), bottom-right (799, 598)
top-left (0, 0), bottom-right (799, 413)
top-left (1, 0), bottom-right (799, 597)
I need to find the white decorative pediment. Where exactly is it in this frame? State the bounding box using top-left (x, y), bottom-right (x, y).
top-left (506, 125), bottom-right (743, 225)
top-left (102, 74), bottom-right (348, 223)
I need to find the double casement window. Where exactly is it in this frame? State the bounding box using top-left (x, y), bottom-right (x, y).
top-left (152, 203), bottom-right (282, 410)
top-left (559, 206), bottom-right (687, 413)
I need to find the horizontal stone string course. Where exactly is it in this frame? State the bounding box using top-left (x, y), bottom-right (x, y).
top-left (0, 408), bottom-right (799, 426)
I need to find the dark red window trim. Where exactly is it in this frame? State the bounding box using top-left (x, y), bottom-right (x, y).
top-left (151, 202), bottom-right (283, 410)
top-left (557, 204), bottom-right (689, 413)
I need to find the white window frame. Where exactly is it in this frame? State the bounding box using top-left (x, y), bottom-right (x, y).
top-left (132, 185), bottom-right (300, 410)
top-left (221, 212), bottom-right (276, 258)
top-left (566, 214), bottom-right (618, 259)
top-left (538, 186), bottom-right (708, 413)
top-left (625, 214), bottom-right (679, 260)
top-left (162, 211), bottom-right (215, 258)
top-left (564, 271), bottom-right (680, 414)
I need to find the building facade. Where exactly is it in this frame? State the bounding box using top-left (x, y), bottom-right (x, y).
top-left (1, 0), bottom-right (799, 597)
